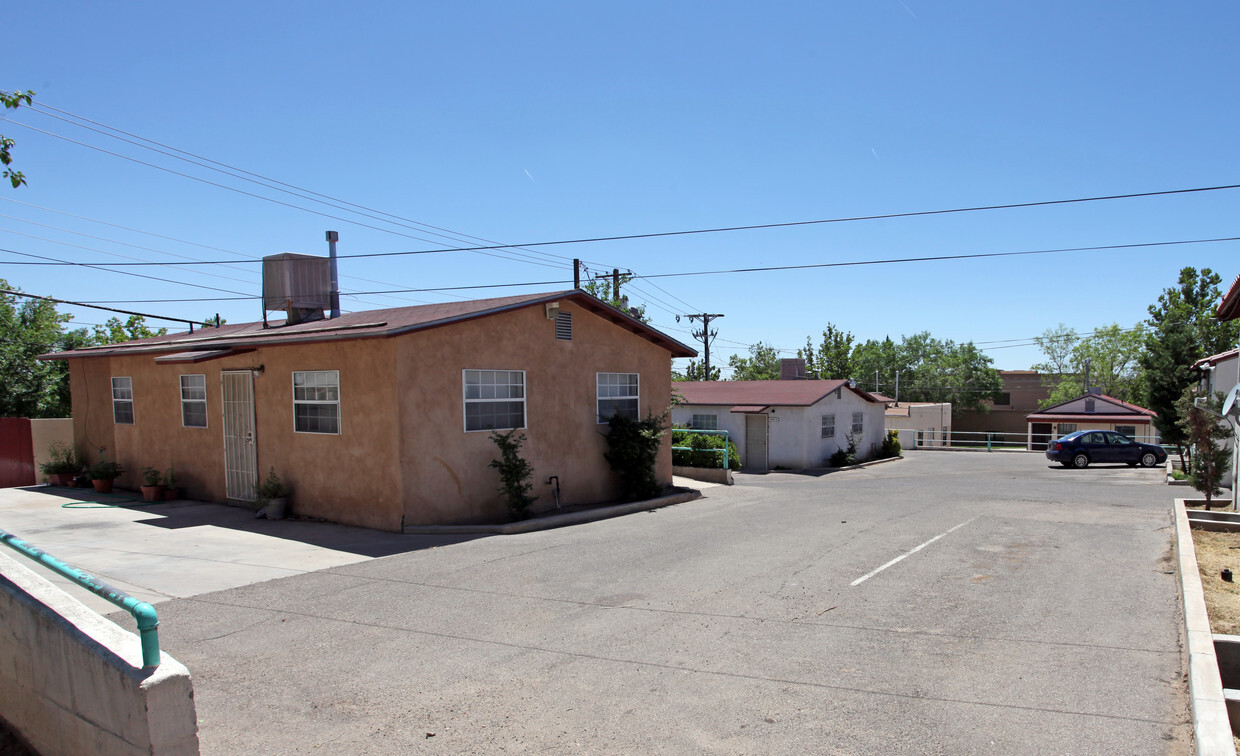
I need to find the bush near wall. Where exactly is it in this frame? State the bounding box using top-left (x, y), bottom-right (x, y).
top-left (672, 429), bottom-right (741, 470)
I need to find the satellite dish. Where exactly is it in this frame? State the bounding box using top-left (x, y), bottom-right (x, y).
top-left (1223, 383), bottom-right (1240, 420)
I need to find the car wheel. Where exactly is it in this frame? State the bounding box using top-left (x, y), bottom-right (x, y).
top-left (1072, 453), bottom-right (1090, 469)
top-left (1140, 452), bottom-right (1158, 468)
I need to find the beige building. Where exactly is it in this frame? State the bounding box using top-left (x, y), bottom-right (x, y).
top-left (40, 291), bottom-right (695, 531)
top-left (884, 402), bottom-right (952, 448)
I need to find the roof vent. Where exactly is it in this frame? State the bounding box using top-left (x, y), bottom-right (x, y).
top-left (1085, 398), bottom-right (1096, 413)
top-left (263, 253), bottom-right (331, 326)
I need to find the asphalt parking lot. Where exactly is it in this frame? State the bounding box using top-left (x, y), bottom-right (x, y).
top-left (1, 451), bottom-right (1189, 754)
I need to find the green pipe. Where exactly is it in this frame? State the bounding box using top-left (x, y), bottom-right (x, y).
top-left (0, 529), bottom-right (161, 669)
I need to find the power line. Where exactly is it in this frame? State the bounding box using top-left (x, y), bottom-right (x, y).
top-left (2, 289), bottom-right (207, 328)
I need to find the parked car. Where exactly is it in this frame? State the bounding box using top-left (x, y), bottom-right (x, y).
top-left (1045, 430), bottom-right (1167, 469)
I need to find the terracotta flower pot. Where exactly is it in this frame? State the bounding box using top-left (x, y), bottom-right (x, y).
top-left (92, 479), bottom-right (114, 494)
top-left (141, 485), bottom-right (165, 502)
top-left (163, 487), bottom-right (180, 501)
top-left (47, 473), bottom-right (73, 487)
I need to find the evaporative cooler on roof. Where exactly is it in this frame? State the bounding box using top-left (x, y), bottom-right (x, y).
top-left (262, 253), bottom-right (332, 325)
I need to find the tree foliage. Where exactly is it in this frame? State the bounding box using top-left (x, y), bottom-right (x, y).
top-left (1175, 388), bottom-right (1232, 507)
top-left (0, 280), bottom-right (72, 417)
top-left (0, 281), bottom-right (171, 418)
top-left (851, 332), bottom-right (1001, 413)
top-left (1, 90), bottom-right (34, 188)
top-left (1140, 267), bottom-right (1240, 451)
top-left (727, 341), bottom-right (782, 381)
top-left (674, 359), bottom-right (720, 382)
top-left (1033, 323), bottom-right (1145, 406)
top-left (582, 273), bottom-right (648, 323)
top-left (798, 324), bottom-right (854, 379)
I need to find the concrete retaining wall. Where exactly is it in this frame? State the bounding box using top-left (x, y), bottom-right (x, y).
top-left (672, 466), bottom-right (734, 485)
top-left (0, 551), bottom-right (198, 755)
top-left (1173, 498), bottom-right (1238, 755)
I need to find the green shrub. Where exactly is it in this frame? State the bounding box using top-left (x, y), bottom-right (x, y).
top-left (880, 429), bottom-right (902, 459)
top-left (604, 410), bottom-right (668, 500)
top-left (39, 442), bottom-right (80, 475)
top-left (671, 430), bottom-right (741, 470)
top-left (829, 433), bottom-right (858, 467)
top-left (489, 430), bottom-right (536, 520)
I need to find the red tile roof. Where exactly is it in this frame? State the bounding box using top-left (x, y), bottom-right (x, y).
top-left (1193, 348), bottom-right (1240, 369)
top-left (675, 380), bottom-right (882, 407)
top-left (1026, 393), bottom-right (1156, 421)
top-left (40, 290), bottom-right (696, 360)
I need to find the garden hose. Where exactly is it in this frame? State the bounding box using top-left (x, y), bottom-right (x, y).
top-left (43, 486), bottom-right (152, 509)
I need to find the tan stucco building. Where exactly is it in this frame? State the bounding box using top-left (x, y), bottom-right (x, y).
top-left (41, 291), bottom-right (695, 531)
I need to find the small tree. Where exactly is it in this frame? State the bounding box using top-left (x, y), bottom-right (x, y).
top-left (1175, 388), bottom-right (1233, 509)
top-left (489, 430), bottom-right (536, 520)
top-left (603, 410), bottom-right (669, 500)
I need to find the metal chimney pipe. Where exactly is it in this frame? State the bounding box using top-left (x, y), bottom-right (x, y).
top-left (327, 231), bottom-right (340, 319)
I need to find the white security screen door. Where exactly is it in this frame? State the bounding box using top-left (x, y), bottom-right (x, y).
top-left (222, 371), bottom-right (258, 501)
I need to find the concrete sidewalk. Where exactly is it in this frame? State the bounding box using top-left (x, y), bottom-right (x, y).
top-left (0, 486), bottom-right (474, 615)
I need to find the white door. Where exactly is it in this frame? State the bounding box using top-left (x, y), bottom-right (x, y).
top-left (222, 371), bottom-right (258, 502)
top-left (745, 414), bottom-right (768, 471)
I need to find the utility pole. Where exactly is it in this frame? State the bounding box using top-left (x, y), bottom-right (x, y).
top-left (686, 313), bottom-right (725, 380)
top-left (593, 268), bottom-right (624, 301)
top-left (573, 259), bottom-right (580, 289)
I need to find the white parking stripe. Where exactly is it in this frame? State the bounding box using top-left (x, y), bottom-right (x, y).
top-left (850, 517), bottom-right (978, 587)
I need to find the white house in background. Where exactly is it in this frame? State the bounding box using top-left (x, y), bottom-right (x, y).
top-left (884, 402), bottom-right (952, 448)
top-left (672, 380), bottom-right (887, 471)
top-left (1195, 348), bottom-right (1240, 398)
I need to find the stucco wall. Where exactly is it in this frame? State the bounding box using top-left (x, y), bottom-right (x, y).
top-left (885, 404), bottom-right (952, 447)
top-left (0, 551), bottom-right (198, 756)
top-left (395, 299), bottom-right (676, 525)
top-left (65, 299), bottom-right (679, 530)
top-left (69, 337), bottom-right (404, 531)
top-left (29, 418), bottom-right (74, 482)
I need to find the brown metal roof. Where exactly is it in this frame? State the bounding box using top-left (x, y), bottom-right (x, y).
top-left (1026, 392), bottom-right (1156, 421)
top-left (1219, 273), bottom-right (1240, 322)
top-left (675, 380), bottom-right (882, 407)
top-left (40, 290), bottom-right (697, 361)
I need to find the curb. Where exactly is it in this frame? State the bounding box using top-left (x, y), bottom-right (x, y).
top-left (403, 488), bottom-right (703, 535)
top-left (1173, 497), bottom-right (1238, 756)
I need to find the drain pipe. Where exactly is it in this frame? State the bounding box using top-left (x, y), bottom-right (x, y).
top-left (0, 529), bottom-right (161, 669)
top-left (547, 476), bottom-right (561, 509)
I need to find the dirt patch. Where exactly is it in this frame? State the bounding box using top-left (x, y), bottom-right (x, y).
top-left (1191, 529), bottom-right (1240, 634)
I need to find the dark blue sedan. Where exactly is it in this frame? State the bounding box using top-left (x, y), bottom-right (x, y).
top-left (1045, 430), bottom-right (1167, 469)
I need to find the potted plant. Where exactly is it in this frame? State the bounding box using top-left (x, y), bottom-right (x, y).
top-left (89, 460), bottom-right (124, 493)
top-left (163, 465), bottom-right (180, 500)
top-left (39, 441), bottom-right (80, 487)
top-left (255, 467), bottom-right (291, 520)
top-left (140, 466), bottom-right (164, 502)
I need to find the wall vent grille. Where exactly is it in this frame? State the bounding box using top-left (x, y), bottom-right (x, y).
top-left (555, 312), bottom-right (572, 340)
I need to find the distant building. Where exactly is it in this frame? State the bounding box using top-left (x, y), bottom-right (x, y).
top-left (953, 370), bottom-right (1059, 440)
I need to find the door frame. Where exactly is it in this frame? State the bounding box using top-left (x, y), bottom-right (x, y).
top-left (221, 370), bottom-right (258, 502)
top-left (744, 413), bottom-right (769, 472)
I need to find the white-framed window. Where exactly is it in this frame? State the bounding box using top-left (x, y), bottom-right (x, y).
top-left (821, 414), bottom-right (836, 439)
top-left (851, 412), bottom-right (864, 435)
top-left (293, 370), bottom-right (340, 434)
top-left (1116, 425), bottom-right (1136, 439)
top-left (597, 372), bottom-right (639, 423)
top-left (111, 377), bottom-right (134, 425)
top-left (692, 414), bottom-right (718, 430)
top-left (464, 370), bottom-right (526, 432)
top-left (180, 374), bottom-right (207, 428)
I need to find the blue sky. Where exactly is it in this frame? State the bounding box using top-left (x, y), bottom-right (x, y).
top-left (4, 1), bottom-right (1239, 374)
